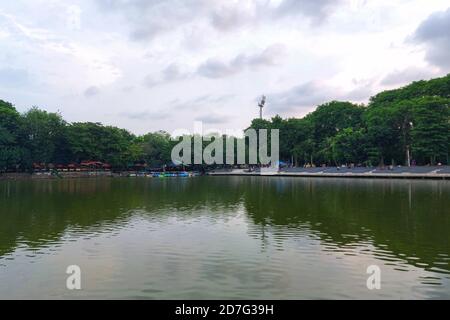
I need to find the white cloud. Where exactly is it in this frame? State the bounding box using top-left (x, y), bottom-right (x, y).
top-left (67, 5), bottom-right (82, 31)
top-left (381, 67), bottom-right (438, 86)
top-left (0, 0), bottom-right (449, 134)
top-left (413, 7), bottom-right (450, 70)
top-left (195, 113), bottom-right (232, 124)
top-left (84, 86), bottom-right (100, 98)
top-left (197, 44), bottom-right (285, 79)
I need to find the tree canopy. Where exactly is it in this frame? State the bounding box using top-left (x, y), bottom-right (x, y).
top-left (0, 74), bottom-right (449, 171)
top-left (248, 74), bottom-right (450, 166)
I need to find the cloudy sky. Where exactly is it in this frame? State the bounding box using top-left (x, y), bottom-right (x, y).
top-left (0, 0), bottom-right (449, 135)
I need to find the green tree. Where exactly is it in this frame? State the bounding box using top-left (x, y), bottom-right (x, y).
top-left (392, 100), bottom-right (414, 166)
top-left (139, 131), bottom-right (173, 167)
top-left (290, 118), bottom-right (315, 166)
top-left (411, 97), bottom-right (450, 165)
top-left (365, 104), bottom-right (399, 166)
top-left (21, 108), bottom-right (68, 165)
top-left (0, 100), bottom-right (22, 171)
top-left (370, 74), bottom-right (450, 106)
top-left (67, 122), bottom-right (135, 168)
top-left (310, 101), bottom-right (364, 165)
top-left (331, 128), bottom-right (368, 165)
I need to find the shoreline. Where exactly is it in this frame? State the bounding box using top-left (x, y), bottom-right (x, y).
top-left (208, 167), bottom-right (450, 180)
top-left (0, 172), bottom-right (113, 180)
top-left (2, 170), bottom-right (450, 181)
top-left (208, 172), bottom-right (450, 180)
top-left (0, 171), bottom-right (198, 180)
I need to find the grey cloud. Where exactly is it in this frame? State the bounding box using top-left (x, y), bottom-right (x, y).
top-left (143, 64), bottom-right (188, 88)
top-left (210, 6), bottom-right (254, 32)
top-left (205, 94), bottom-right (235, 104)
top-left (122, 94), bottom-right (233, 124)
top-left (96, 0), bottom-right (162, 11)
top-left (143, 75), bottom-right (158, 88)
top-left (197, 44), bottom-right (285, 79)
top-left (144, 45), bottom-right (284, 88)
top-left (275, 0), bottom-right (345, 22)
top-left (197, 59), bottom-right (239, 79)
top-left (413, 8), bottom-right (450, 69)
top-left (130, 24), bottom-right (166, 42)
top-left (122, 85), bottom-right (135, 92)
top-left (268, 79), bottom-right (375, 115)
top-left (95, 0), bottom-right (213, 41)
top-left (96, 0), bottom-right (346, 41)
top-left (269, 81), bottom-right (336, 114)
top-left (195, 113), bottom-right (232, 124)
top-left (234, 44), bottom-right (285, 68)
top-left (121, 109), bottom-right (171, 120)
top-left (162, 63), bottom-right (187, 82)
top-left (342, 82), bottom-right (374, 102)
top-left (381, 67), bottom-right (436, 86)
top-left (211, 0), bottom-right (344, 32)
top-left (170, 94), bottom-right (235, 110)
top-left (84, 86), bottom-right (100, 98)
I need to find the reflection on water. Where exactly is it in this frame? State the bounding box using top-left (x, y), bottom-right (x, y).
top-left (0, 177), bottom-right (449, 299)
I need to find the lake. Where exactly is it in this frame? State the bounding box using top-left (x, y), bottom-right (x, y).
top-left (0, 176), bottom-right (449, 299)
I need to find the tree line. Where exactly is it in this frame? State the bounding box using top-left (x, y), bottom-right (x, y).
top-left (0, 103), bottom-right (175, 172)
top-left (1, 74), bottom-right (449, 172)
top-left (249, 74), bottom-right (450, 167)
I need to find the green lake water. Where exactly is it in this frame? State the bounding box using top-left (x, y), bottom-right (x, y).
top-left (0, 176), bottom-right (449, 299)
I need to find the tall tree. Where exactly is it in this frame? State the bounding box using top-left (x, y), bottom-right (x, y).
top-left (21, 108), bottom-right (68, 165)
top-left (0, 100), bottom-right (22, 171)
top-left (67, 122), bottom-right (136, 168)
top-left (331, 128), bottom-right (368, 165)
top-left (289, 117), bottom-right (315, 166)
top-left (411, 97), bottom-right (450, 165)
top-left (139, 131), bottom-right (173, 167)
top-left (310, 101), bottom-right (365, 165)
